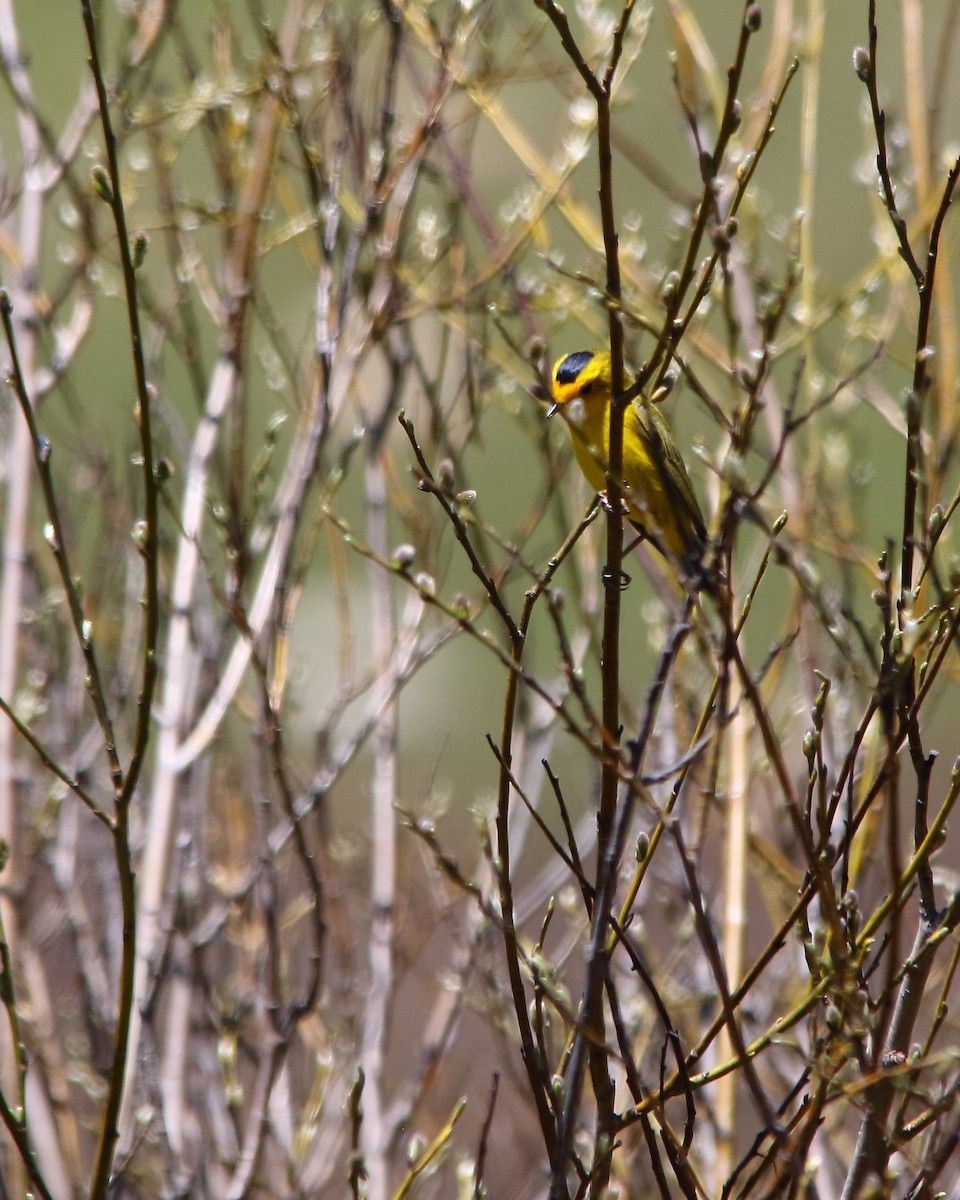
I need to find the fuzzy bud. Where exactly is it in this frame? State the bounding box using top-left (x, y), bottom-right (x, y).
top-left (661, 270), bottom-right (680, 306)
top-left (91, 165), bottom-right (113, 203)
top-left (436, 458), bottom-right (455, 491)
top-left (131, 231), bottom-right (149, 269)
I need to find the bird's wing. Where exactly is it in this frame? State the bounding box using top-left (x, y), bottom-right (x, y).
top-left (632, 401), bottom-right (707, 545)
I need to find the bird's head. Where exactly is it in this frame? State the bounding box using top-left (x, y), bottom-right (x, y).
top-left (548, 350), bottom-right (613, 417)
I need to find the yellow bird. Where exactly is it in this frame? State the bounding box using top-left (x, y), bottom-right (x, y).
top-left (549, 349), bottom-right (708, 582)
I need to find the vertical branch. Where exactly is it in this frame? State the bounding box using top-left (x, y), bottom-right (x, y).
top-left (901, 0), bottom-right (931, 214)
top-left (576, 47), bottom-right (624, 1200)
top-left (360, 468), bottom-right (398, 1200)
top-left (0, 4), bottom-right (43, 1187)
top-left (359, 349), bottom-right (407, 1200)
top-left (79, 0), bottom-right (161, 1192)
top-left (919, 1), bottom-right (960, 474)
top-left (714, 686), bottom-right (748, 1187)
top-left (534, 3), bottom-right (637, 1195)
top-left (797, 0), bottom-right (823, 406)
top-left (80, 0), bottom-right (160, 805)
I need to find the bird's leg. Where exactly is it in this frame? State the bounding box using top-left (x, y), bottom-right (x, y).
top-left (597, 490), bottom-right (634, 590)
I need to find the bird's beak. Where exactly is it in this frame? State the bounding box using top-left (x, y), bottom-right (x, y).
top-left (546, 403), bottom-right (559, 418)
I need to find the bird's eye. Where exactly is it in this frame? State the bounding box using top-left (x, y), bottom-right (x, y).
top-left (580, 382), bottom-right (593, 396)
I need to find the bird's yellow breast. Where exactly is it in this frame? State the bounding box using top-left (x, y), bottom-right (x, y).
top-left (566, 396), bottom-right (657, 511)
top-left (564, 394), bottom-right (614, 496)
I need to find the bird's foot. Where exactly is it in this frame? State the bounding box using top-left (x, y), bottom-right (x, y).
top-left (602, 564), bottom-right (632, 591)
top-left (598, 489), bottom-right (631, 518)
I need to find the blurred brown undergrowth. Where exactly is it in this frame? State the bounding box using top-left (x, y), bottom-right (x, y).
top-left (1, 1), bottom-right (960, 1197)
